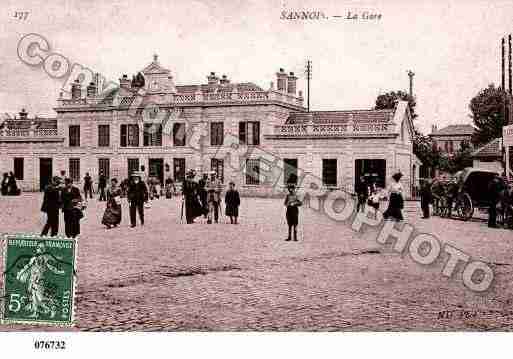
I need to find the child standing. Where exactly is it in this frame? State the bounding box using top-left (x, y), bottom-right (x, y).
top-left (225, 181), bottom-right (240, 224)
top-left (284, 184), bottom-right (302, 241)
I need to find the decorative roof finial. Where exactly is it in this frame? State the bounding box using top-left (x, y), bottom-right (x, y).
top-left (153, 53), bottom-right (158, 62)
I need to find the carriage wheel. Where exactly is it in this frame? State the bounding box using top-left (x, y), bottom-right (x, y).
top-left (458, 193), bottom-right (474, 221)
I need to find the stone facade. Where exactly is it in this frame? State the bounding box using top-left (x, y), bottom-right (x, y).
top-left (0, 57), bottom-right (417, 198)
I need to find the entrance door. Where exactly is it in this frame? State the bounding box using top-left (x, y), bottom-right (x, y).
top-left (355, 159), bottom-right (386, 189)
top-left (148, 158), bottom-right (164, 185)
top-left (39, 158), bottom-right (53, 191)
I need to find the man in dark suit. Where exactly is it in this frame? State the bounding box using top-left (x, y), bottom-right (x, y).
top-left (355, 176), bottom-right (368, 213)
top-left (98, 172), bottom-right (107, 201)
top-left (420, 179), bottom-right (433, 219)
top-left (127, 172), bottom-right (148, 227)
top-left (41, 176), bottom-right (62, 237)
top-left (61, 177), bottom-right (83, 238)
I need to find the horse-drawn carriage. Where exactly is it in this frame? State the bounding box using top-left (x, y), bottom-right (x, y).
top-left (433, 168), bottom-right (512, 224)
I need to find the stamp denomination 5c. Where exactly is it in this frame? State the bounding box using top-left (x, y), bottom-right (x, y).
top-left (1, 234), bottom-right (76, 326)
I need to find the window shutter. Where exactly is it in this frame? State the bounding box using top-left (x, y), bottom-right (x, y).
top-left (253, 122), bottom-right (260, 145)
top-left (239, 122), bottom-right (246, 144)
top-left (120, 125), bottom-right (127, 147)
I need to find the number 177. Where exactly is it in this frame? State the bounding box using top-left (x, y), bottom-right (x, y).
top-left (14, 11), bottom-right (29, 20)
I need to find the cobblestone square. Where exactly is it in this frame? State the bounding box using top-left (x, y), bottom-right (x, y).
top-left (1, 193), bottom-right (513, 331)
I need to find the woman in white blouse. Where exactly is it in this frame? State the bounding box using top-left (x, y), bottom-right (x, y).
top-left (383, 171), bottom-right (404, 221)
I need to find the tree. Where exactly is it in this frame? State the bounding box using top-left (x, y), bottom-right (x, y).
top-left (469, 84), bottom-right (508, 147)
top-left (374, 90), bottom-right (418, 119)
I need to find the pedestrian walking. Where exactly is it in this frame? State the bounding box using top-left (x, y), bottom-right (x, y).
top-left (40, 176), bottom-right (62, 237)
top-left (102, 178), bottom-right (123, 229)
top-left (7, 171), bottom-right (20, 195)
top-left (61, 178), bottom-right (83, 238)
top-left (383, 171), bottom-right (404, 222)
top-left (207, 172), bottom-right (222, 224)
top-left (182, 170), bottom-right (203, 224)
top-left (225, 181), bottom-right (240, 224)
top-left (1, 173), bottom-right (9, 196)
top-left (127, 172), bottom-right (148, 227)
top-left (83, 172), bottom-right (93, 200)
top-left (420, 179), bottom-right (433, 219)
top-left (367, 182), bottom-right (381, 218)
top-left (198, 173), bottom-right (208, 218)
top-left (284, 184), bottom-right (302, 241)
top-left (98, 172), bottom-right (107, 201)
top-left (355, 175), bottom-right (369, 213)
top-left (488, 173), bottom-right (504, 228)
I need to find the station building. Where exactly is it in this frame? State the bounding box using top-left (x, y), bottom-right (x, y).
top-left (0, 56), bottom-right (417, 198)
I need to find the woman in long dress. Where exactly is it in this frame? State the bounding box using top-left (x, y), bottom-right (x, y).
top-left (383, 171), bottom-right (404, 221)
top-left (102, 178), bottom-right (122, 229)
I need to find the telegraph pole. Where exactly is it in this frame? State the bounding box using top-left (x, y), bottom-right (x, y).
top-left (407, 70), bottom-right (415, 97)
top-left (305, 60), bottom-right (312, 112)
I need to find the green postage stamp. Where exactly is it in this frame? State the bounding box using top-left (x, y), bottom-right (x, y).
top-left (1, 234), bottom-right (77, 326)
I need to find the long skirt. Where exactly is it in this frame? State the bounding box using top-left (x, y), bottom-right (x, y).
top-left (286, 205), bottom-right (299, 226)
top-left (383, 193), bottom-right (403, 221)
top-left (102, 202), bottom-right (122, 226)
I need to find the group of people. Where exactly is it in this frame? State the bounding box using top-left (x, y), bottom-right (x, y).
top-left (354, 171), bottom-right (405, 222)
top-left (181, 170), bottom-right (240, 225)
top-left (1, 172), bottom-right (20, 196)
top-left (40, 174), bottom-right (83, 238)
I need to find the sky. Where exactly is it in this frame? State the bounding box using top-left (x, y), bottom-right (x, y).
top-left (0, 0), bottom-right (511, 134)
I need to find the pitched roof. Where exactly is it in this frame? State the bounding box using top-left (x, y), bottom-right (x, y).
top-left (471, 137), bottom-right (502, 158)
top-left (286, 109), bottom-right (395, 125)
top-left (430, 124), bottom-right (475, 136)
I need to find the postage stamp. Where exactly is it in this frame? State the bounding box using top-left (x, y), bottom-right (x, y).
top-left (1, 234), bottom-right (77, 326)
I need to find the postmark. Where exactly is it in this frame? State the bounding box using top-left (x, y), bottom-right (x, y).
top-left (1, 234), bottom-right (77, 326)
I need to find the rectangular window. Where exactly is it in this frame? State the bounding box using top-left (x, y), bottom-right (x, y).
top-left (211, 158), bottom-right (224, 183)
top-left (69, 125), bottom-right (80, 147)
top-left (98, 125), bottom-right (110, 147)
top-left (173, 158), bottom-right (186, 182)
top-left (13, 157), bottom-right (24, 180)
top-left (239, 121), bottom-right (260, 145)
top-left (127, 158), bottom-right (139, 177)
top-left (69, 158), bottom-right (80, 183)
top-left (322, 159), bottom-right (337, 187)
top-left (99, 158), bottom-right (110, 179)
top-left (120, 124), bottom-right (139, 147)
top-left (143, 123), bottom-right (163, 146)
top-left (173, 123), bottom-right (186, 146)
top-left (246, 158), bottom-right (260, 185)
top-left (283, 158), bottom-right (298, 185)
top-left (210, 122), bottom-right (224, 146)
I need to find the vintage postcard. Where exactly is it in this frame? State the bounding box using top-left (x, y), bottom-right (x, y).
top-left (0, 0), bottom-right (513, 355)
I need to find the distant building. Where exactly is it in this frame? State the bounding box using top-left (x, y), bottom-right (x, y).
top-left (471, 137), bottom-right (503, 173)
top-left (0, 56), bottom-right (418, 198)
top-left (429, 124), bottom-right (474, 155)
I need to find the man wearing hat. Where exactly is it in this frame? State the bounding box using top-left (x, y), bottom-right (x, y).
top-left (61, 177), bottom-right (83, 238)
top-left (40, 176), bottom-right (62, 237)
top-left (127, 171), bottom-right (149, 227)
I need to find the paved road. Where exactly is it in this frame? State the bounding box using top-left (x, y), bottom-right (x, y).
top-left (1, 193), bottom-right (512, 331)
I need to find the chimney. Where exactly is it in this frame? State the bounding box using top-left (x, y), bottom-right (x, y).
top-left (431, 124), bottom-right (438, 134)
top-left (71, 79), bottom-right (82, 99)
top-left (287, 71), bottom-right (297, 95)
top-left (86, 82), bottom-right (97, 97)
top-left (219, 74), bottom-right (230, 85)
top-left (207, 72), bottom-right (219, 86)
top-left (19, 108), bottom-right (28, 120)
top-left (119, 74), bottom-right (130, 89)
top-left (276, 68), bottom-right (288, 92)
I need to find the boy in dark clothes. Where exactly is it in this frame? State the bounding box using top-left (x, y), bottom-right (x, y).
top-left (224, 182), bottom-right (240, 224)
top-left (284, 184), bottom-right (302, 241)
top-left (41, 176), bottom-right (62, 237)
